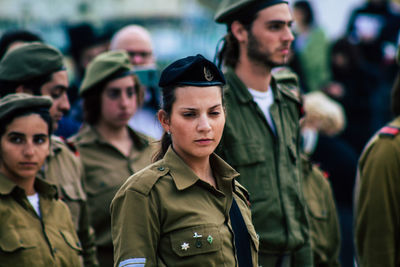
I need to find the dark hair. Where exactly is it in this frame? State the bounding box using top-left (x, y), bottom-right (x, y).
top-left (0, 73), bottom-right (53, 97)
top-left (83, 74), bottom-right (144, 125)
top-left (153, 85), bottom-right (225, 162)
top-left (391, 70), bottom-right (400, 116)
top-left (0, 29), bottom-right (42, 60)
top-left (0, 108), bottom-right (52, 138)
top-left (218, 22), bottom-right (253, 69)
top-left (293, 1), bottom-right (314, 26)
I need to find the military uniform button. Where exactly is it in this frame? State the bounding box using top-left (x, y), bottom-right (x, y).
top-left (158, 166), bottom-right (165, 171)
top-left (196, 240), bottom-right (202, 248)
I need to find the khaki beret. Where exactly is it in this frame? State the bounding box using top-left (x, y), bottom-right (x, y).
top-left (80, 50), bottom-right (134, 96)
top-left (0, 93), bottom-right (52, 121)
top-left (0, 42), bottom-right (65, 82)
top-left (215, 0), bottom-right (288, 24)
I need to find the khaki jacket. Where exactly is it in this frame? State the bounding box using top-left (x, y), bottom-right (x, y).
top-left (355, 117), bottom-right (400, 267)
top-left (111, 147), bottom-right (259, 267)
top-left (39, 135), bottom-right (97, 267)
top-left (0, 173), bottom-right (81, 267)
top-left (301, 155), bottom-right (341, 267)
top-left (70, 125), bottom-right (155, 250)
top-left (216, 68), bottom-right (312, 265)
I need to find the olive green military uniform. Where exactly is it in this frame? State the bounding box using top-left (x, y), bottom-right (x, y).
top-left (111, 147), bottom-right (258, 267)
top-left (354, 117), bottom-right (400, 267)
top-left (38, 135), bottom-right (98, 267)
top-left (70, 124), bottom-right (155, 266)
top-left (0, 173), bottom-right (81, 266)
top-left (217, 68), bottom-right (312, 266)
top-left (301, 155), bottom-right (341, 267)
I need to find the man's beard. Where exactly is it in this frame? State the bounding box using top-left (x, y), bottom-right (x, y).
top-left (246, 32), bottom-right (285, 68)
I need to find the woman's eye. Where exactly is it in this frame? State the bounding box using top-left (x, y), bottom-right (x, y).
top-left (127, 88), bottom-right (136, 98)
top-left (107, 90), bottom-right (121, 99)
top-left (9, 136), bottom-right (23, 144)
top-left (183, 113), bottom-right (196, 117)
top-left (34, 136), bottom-right (47, 144)
top-left (210, 111), bottom-right (220, 116)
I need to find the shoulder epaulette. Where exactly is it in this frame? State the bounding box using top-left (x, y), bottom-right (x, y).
top-left (379, 126), bottom-right (400, 138)
top-left (58, 136), bottom-right (80, 156)
top-left (128, 163), bottom-right (168, 196)
top-left (234, 180), bottom-right (251, 207)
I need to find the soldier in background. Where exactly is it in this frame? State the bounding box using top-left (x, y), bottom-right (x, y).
top-left (0, 43), bottom-right (98, 267)
top-left (214, 0), bottom-right (312, 266)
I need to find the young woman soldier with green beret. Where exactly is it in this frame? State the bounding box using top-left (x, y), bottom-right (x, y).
top-left (111, 54), bottom-right (258, 267)
top-left (0, 93), bottom-right (81, 266)
top-left (69, 50), bottom-right (155, 267)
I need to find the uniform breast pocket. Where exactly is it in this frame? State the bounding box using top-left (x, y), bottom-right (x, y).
top-left (0, 228), bottom-right (36, 253)
top-left (60, 230), bottom-right (83, 253)
top-left (170, 225), bottom-right (221, 257)
top-left (224, 142), bottom-right (266, 166)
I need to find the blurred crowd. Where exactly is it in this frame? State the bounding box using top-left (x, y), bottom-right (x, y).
top-left (0, 0), bottom-right (399, 266)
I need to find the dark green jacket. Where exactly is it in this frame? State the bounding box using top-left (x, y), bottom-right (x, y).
top-left (217, 68), bottom-right (312, 265)
top-left (355, 117), bottom-right (400, 267)
top-left (0, 174), bottom-right (81, 267)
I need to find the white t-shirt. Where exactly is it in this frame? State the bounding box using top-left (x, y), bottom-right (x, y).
top-left (27, 193), bottom-right (41, 217)
top-left (248, 87), bottom-right (276, 134)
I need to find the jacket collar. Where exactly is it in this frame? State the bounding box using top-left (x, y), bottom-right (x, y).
top-left (0, 172), bottom-right (58, 199)
top-left (162, 146), bottom-right (239, 191)
top-left (225, 67), bottom-right (282, 104)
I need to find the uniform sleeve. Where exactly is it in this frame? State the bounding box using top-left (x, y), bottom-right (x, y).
top-left (111, 188), bottom-right (160, 267)
top-left (355, 139), bottom-right (400, 267)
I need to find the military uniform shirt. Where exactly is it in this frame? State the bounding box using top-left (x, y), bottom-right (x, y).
top-left (70, 125), bottom-right (155, 249)
top-left (301, 155), bottom-right (341, 267)
top-left (217, 68), bottom-right (311, 264)
top-left (355, 116), bottom-right (400, 267)
top-left (111, 147), bottom-right (259, 267)
top-left (39, 135), bottom-right (97, 267)
top-left (0, 173), bottom-right (82, 267)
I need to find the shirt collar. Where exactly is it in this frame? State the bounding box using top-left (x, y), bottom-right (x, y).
top-left (162, 146), bottom-right (239, 191)
top-left (0, 172), bottom-right (58, 199)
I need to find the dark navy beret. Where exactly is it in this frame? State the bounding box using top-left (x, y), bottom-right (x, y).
top-left (159, 54), bottom-right (225, 87)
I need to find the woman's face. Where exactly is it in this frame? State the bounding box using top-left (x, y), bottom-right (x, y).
top-left (0, 114), bottom-right (49, 181)
top-left (160, 85), bottom-right (225, 162)
top-left (99, 75), bottom-right (137, 129)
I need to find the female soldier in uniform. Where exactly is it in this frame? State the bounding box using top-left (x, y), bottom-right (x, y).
top-left (111, 54), bottom-right (258, 267)
top-left (0, 93), bottom-right (81, 266)
top-left (69, 50), bottom-right (154, 267)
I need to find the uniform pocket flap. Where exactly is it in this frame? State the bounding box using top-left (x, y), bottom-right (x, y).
top-left (306, 199), bottom-right (329, 220)
top-left (60, 230), bottom-right (82, 252)
top-left (225, 142), bottom-right (266, 166)
top-left (0, 228), bottom-right (36, 252)
top-left (170, 225), bottom-right (221, 257)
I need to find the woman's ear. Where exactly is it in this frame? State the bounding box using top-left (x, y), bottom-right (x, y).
top-left (158, 110), bottom-right (170, 133)
top-left (231, 21), bottom-right (248, 44)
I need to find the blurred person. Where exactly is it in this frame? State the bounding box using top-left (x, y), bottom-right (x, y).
top-left (330, 37), bottom-right (375, 154)
top-left (111, 54), bottom-right (258, 267)
top-left (69, 50), bottom-right (155, 267)
top-left (110, 25), bottom-right (163, 139)
top-left (0, 29), bottom-right (42, 60)
top-left (290, 0), bottom-right (333, 94)
top-left (214, 0), bottom-right (313, 266)
top-left (58, 23), bottom-right (111, 138)
top-left (346, 0), bottom-right (400, 134)
top-left (354, 45), bottom-right (400, 267)
top-left (0, 93), bottom-right (81, 266)
top-left (0, 43), bottom-right (98, 267)
top-left (302, 91), bottom-right (358, 267)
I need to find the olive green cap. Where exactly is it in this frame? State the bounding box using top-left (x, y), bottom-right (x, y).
top-left (80, 50), bottom-right (134, 96)
top-left (215, 0), bottom-right (288, 24)
top-left (0, 42), bottom-right (65, 82)
top-left (0, 93), bottom-right (52, 120)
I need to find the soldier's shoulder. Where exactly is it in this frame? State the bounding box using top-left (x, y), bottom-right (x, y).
top-left (51, 135), bottom-right (80, 156)
top-left (121, 160), bottom-right (169, 196)
top-left (273, 67), bottom-right (301, 103)
top-left (234, 180), bottom-right (251, 207)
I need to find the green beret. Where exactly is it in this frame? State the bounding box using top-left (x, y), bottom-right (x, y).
top-left (215, 0), bottom-right (288, 24)
top-left (80, 50), bottom-right (134, 96)
top-left (0, 42), bottom-right (65, 82)
top-left (0, 93), bottom-right (52, 121)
